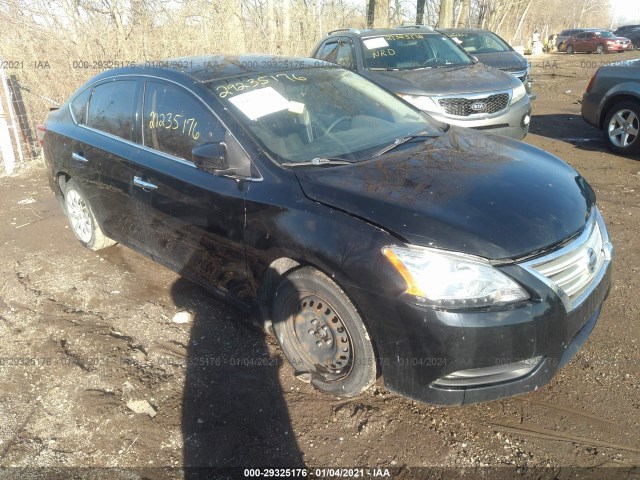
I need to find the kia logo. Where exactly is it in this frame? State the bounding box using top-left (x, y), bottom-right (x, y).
top-left (470, 101), bottom-right (486, 112)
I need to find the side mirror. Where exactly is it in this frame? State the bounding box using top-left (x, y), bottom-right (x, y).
top-left (471, 55), bottom-right (479, 63)
top-left (192, 142), bottom-right (228, 174)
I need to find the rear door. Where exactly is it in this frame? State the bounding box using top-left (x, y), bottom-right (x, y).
top-left (70, 78), bottom-right (141, 243)
top-left (584, 32), bottom-right (597, 52)
top-left (130, 79), bottom-right (254, 301)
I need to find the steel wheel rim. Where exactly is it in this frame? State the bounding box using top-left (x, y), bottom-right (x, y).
top-left (608, 109), bottom-right (639, 148)
top-left (292, 294), bottom-right (353, 381)
top-left (65, 190), bottom-right (92, 243)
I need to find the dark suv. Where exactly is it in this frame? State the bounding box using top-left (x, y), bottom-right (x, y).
top-left (311, 26), bottom-right (531, 139)
top-left (40, 55), bottom-right (612, 405)
top-left (438, 27), bottom-right (534, 99)
top-left (613, 26), bottom-right (640, 49)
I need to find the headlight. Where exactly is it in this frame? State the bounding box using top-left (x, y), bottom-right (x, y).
top-left (382, 244), bottom-right (529, 308)
top-left (396, 94), bottom-right (444, 113)
top-left (511, 83), bottom-right (527, 104)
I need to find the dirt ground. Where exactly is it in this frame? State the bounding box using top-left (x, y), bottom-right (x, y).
top-left (1, 51), bottom-right (639, 480)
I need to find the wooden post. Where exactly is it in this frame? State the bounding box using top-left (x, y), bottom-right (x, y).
top-left (0, 65), bottom-right (23, 171)
top-left (8, 75), bottom-right (36, 161)
top-left (0, 75), bottom-right (16, 174)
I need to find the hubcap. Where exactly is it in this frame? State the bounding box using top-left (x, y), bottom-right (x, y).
top-left (65, 189), bottom-right (92, 243)
top-left (293, 295), bottom-right (352, 380)
top-left (608, 109), bottom-right (639, 148)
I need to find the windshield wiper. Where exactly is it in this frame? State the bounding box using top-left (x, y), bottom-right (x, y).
top-left (372, 131), bottom-right (437, 157)
top-left (281, 157), bottom-right (356, 167)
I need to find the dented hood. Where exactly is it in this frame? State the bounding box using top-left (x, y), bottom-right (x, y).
top-left (362, 62), bottom-right (520, 96)
top-left (295, 127), bottom-right (594, 260)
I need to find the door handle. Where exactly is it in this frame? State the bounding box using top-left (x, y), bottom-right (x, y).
top-left (72, 152), bottom-right (88, 162)
top-left (133, 176), bottom-right (158, 191)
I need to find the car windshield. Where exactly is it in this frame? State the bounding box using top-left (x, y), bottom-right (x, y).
top-left (361, 33), bottom-right (471, 70)
top-left (447, 31), bottom-right (512, 54)
top-left (595, 31), bottom-right (616, 38)
top-left (208, 67), bottom-right (436, 164)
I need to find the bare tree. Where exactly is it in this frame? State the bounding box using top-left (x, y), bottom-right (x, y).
top-left (438, 0), bottom-right (454, 27)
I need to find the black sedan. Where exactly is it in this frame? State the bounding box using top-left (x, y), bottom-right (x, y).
top-left (40, 55), bottom-right (613, 405)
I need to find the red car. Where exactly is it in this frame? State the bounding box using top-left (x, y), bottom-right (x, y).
top-left (565, 30), bottom-right (632, 54)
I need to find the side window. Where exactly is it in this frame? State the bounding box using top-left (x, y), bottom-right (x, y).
top-left (86, 80), bottom-right (136, 139)
top-left (143, 81), bottom-right (224, 161)
top-left (70, 87), bottom-right (91, 125)
top-left (316, 42), bottom-right (340, 63)
top-left (335, 41), bottom-right (356, 70)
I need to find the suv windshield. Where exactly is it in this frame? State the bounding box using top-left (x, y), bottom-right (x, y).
top-left (446, 31), bottom-right (512, 54)
top-left (361, 33), bottom-right (471, 70)
top-left (209, 67), bottom-right (436, 164)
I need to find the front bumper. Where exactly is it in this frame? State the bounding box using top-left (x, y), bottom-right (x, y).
top-left (581, 91), bottom-right (601, 127)
top-left (606, 45), bottom-right (631, 52)
top-left (425, 96), bottom-right (531, 140)
top-left (350, 215), bottom-right (613, 405)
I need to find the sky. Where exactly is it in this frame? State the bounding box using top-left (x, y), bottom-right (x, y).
top-left (611, 0), bottom-right (640, 25)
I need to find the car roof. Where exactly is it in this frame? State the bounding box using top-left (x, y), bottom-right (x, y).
top-left (86, 54), bottom-right (336, 85)
top-left (560, 28), bottom-right (601, 34)
top-left (437, 28), bottom-right (497, 34)
top-left (325, 26), bottom-right (437, 38)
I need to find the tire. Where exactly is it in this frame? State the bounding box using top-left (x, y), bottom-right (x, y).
top-left (63, 179), bottom-right (116, 250)
top-left (596, 43), bottom-right (604, 54)
top-left (272, 267), bottom-right (376, 397)
top-left (603, 101), bottom-right (640, 156)
top-left (566, 44), bottom-right (574, 54)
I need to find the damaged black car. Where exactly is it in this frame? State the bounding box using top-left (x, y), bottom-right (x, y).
top-left (40, 56), bottom-right (613, 405)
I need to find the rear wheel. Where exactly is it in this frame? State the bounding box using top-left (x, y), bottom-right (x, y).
top-left (596, 43), bottom-right (605, 54)
top-left (566, 44), bottom-right (574, 54)
top-left (603, 101), bottom-right (640, 156)
top-left (272, 267), bottom-right (376, 397)
top-left (63, 179), bottom-right (116, 250)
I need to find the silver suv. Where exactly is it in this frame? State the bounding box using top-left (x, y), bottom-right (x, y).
top-left (311, 26), bottom-right (532, 139)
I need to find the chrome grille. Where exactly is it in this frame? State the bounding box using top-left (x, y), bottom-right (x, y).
top-left (438, 93), bottom-right (510, 116)
top-left (521, 209), bottom-right (613, 312)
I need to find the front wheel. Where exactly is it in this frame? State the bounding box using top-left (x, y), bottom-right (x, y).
top-left (566, 45), bottom-right (574, 54)
top-left (603, 101), bottom-right (640, 156)
top-left (63, 179), bottom-right (116, 250)
top-left (596, 43), bottom-right (605, 54)
top-left (272, 267), bottom-right (376, 397)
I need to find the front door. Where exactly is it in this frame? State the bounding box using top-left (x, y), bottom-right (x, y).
top-left (130, 80), bottom-right (252, 301)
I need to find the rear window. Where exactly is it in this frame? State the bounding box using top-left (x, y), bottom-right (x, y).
top-left (70, 87), bottom-right (91, 124)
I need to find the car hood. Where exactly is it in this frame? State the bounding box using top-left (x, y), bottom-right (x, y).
top-left (295, 127), bottom-right (594, 260)
top-left (473, 51), bottom-right (528, 72)
top-left (363, 62), bottom-right (518, 96)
